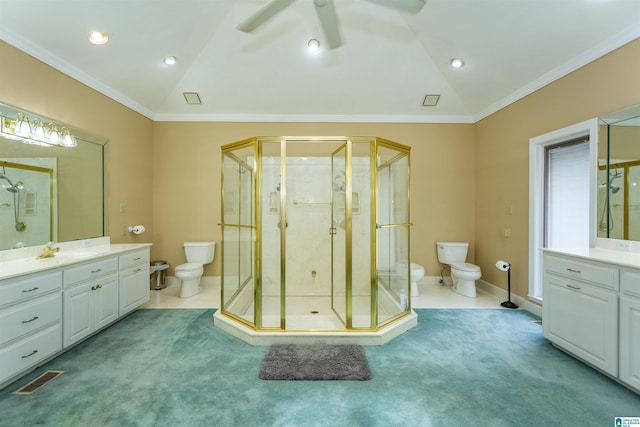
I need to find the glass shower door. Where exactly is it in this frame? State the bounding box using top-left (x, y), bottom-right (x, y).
top-left (331, 143), bottom-right (348, 327)
top-left (221, 142), bottom-right (255, 326)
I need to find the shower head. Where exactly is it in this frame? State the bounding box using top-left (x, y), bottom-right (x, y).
top-left (0, 174), bottom-right (18, 193)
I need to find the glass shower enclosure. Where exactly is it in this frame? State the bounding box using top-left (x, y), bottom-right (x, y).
top-left (218, 136), bottom-right (412, 337)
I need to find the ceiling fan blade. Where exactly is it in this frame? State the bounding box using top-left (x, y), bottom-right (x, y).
top-left (314, 0), bottom-right (342, 49)
top-left (237, 0), bottom-right (296, 32)
top-left (362, 0), bottom-right (427, 14)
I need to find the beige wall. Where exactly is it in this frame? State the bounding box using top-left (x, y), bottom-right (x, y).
top-left (475, 38), bottom-right (640, 299)
top-left (0, 41), bottom-right (154, 251)
top-left (153, 122), bottom-right (475, 276)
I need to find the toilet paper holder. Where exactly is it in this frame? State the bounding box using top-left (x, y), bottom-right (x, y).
top-left (127, 225), bottom-right (146, 235)
top-left (496, 260), bottom-right (517, 309)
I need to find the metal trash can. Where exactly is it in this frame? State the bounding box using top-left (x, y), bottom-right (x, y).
top-left (150, 260), bottom-right (168, 290)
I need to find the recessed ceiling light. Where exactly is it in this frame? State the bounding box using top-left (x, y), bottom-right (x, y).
top-left (308, 39), bottom-right (320, 53)
top-left (89, 32), bottom-right (109, 45)
top-left (450, 58), bottom-right (464, 68)
top-left (164, 56), bottom-right (176, 65)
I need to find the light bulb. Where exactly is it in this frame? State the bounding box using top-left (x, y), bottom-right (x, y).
top-left (451, 58), bottom-right (464, 68)
top-left (308, 39), bottom-right (320, 53)
top-left (89, 32), bottom-right (109, 45)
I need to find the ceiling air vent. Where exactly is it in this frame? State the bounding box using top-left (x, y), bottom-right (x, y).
top-left (422, 94), bottom-right (440, 106)
top-left (183, 92), bottom-right (202, 105)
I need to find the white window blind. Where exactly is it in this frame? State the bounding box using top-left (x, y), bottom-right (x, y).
top-left (545, 139), bottom-right (590, 248)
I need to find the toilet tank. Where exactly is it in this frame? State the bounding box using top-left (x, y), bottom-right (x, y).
top-left (436, 242), bottom-right (469, 264)
top-left (184, 241), bottom-right (216, 264)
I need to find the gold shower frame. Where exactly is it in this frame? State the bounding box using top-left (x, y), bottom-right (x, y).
top-left (219, 136), bottom-right (412, 334)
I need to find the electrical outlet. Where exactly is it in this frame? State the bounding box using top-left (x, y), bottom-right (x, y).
top-left (122, 225), bottom-right (127, 237)
top-left (504, 228), bottom-right (511, 238)
top-left (119, 203), bottom-right (128, 213)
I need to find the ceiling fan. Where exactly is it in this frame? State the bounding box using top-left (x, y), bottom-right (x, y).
top-left (237, 0), bottom-right (427, 49)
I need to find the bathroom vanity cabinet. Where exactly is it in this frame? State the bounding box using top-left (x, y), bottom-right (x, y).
top-left (543, 249), bottom-right (640, 393)
top-left (118, 249), bottom-right (150, 316)
top-left (0, 270), bottom-right (63, 386)
top-left (63, 257), bottom-right (119, 347)
top-left (0, 243), bottom-right (150, 389)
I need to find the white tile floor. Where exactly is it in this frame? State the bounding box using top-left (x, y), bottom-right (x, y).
top-left (142, 279), bottom-right (503, 310)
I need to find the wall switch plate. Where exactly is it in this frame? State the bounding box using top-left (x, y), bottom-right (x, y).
top-left (504, 228), bottom-right (511, 237)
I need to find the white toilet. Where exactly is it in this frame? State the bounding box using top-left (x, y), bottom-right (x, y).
top-left (175, 242), bottom-right (215, 298)
top-left (436, 241), bottom-right (481, 298)
top-left (397, 262), bottom-right (425, 297)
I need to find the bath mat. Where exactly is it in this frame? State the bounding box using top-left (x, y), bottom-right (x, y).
top-left (259, 344), bottom-right (371, 381)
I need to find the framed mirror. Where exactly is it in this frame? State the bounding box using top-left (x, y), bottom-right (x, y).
top-left (0, 102), bottom-right (107, 251)
top-left (597, 104), bottom-right (640, 241)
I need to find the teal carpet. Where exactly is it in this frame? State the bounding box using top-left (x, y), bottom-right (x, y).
top-left (0, 309), bottom-right (638, 426)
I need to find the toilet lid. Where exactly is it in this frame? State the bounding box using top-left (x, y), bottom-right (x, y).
top-left (451, 262), bottom-right (480, 272)
top-left (175, 262), bottom-right (203, 272)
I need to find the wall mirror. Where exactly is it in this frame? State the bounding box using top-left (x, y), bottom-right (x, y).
top-left (597, 104), bottom-right (640, 241)
top-left (0, 102), bottom-right (107, 251)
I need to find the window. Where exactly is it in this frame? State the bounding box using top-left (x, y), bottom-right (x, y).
top-left (545, 139), bottom-right (590, 249)
top-left (529, 119), bottom-right (598, 304)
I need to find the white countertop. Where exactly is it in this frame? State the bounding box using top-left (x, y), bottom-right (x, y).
top-left (0, 237), bottom-right (152, 281)
top-left (543, 247), bottom-right (640, 270)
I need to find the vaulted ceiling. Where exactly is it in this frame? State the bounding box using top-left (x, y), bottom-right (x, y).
top-left (1, 0), bottom-right (639, 123)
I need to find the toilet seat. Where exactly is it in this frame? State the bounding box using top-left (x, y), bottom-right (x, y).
top-left (451, 262), bottom-right (480, 272)
top-left (175, 262), bottom-right (203, 275)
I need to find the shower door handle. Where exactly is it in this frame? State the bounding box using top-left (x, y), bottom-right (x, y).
top-left (278, 220), bottom-right (288, 229)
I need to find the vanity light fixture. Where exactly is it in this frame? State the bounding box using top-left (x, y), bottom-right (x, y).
top-left (164, 56), bottom-right (176, 65)
top-left (46, 123), bottom-right (61, 145)
top-left (61, 128), bottom-right (77, 147)
top-left (89, 31), bottom-right (109, 45)
top-left (308, 39), bottom-right (320, 53)
top-left (32, 119), bottom-right (46, 140)
top-left (0, 111), bottom-right (78, 148)
top-left (450, 58), bottom-right (464, 68)
top-left (15, 114), bottom-right (32, 137)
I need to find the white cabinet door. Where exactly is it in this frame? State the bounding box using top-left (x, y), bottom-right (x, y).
top-left (543, 275), bottom-right (619, 376)
top-left (63, 274), bottom-right (118, 347)
top-left (119, 266), bottom-right (149, 316)
top-left (620, 296), bottom-right (640, 391)
top-left (94, 276), bottom-right (118, 330)
top-left (63, 283), bottom-right (93, 347)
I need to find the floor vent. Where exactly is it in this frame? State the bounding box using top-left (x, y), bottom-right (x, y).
top-left (13, 370), bottom-right (63, 395)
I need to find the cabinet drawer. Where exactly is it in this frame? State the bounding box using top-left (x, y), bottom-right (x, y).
top-left (544, 254), bottom-right (618, 291)
top-left (63, 258), bottom-right (118, 288)
top-left (0, 324), bottom-right (62, 384)
top-left (119, 249), bottom-right (150, 270)
top-left (621, 270), bottom-right (640, 298)
top-left (0, 293), bottom-right (62, 346)
top-left (0, 271), bottom-right (62, 308)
